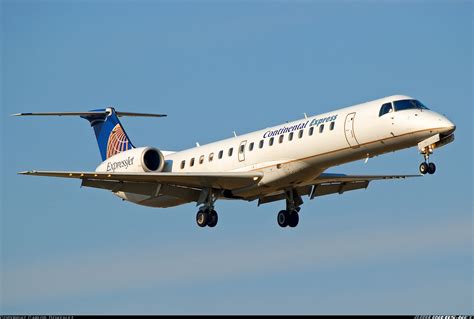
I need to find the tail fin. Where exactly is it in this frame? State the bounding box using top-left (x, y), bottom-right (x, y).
top-left (81, 108), bottom-right (136, 160)
top-left (13, 108), bottom-right (166, 161)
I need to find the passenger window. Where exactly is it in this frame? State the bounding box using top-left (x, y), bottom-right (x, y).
top-left (209, 153), bottom-right (214, 162)
top-left (298, 130), bottom-right (303, 138)
top-left (228, 148), bottom-right (233, 157)
top-left (259, 140), bottom-right (264, 149)
top-left (269, 137), bottom-right (274, 146)
top-left (289, 132), bottom-right (294, 141)
top-left (239, 144), bottom-right (245, 153)
top-left (190, 158), bottom-right (195, 167)
top-left (180, 160), bottom-right (185, 169)
top-left (199, 155), bottom-right (204, 164)
top-left (330, 122), bottom-right (335, 131)
top-left (309, 127), bottom-right (314, 136)
top-left (218, 150), bottom-right (223, 159)
top-left (279, 135), bottom-right (284, 143)
top-left (319, 124), bottom-right (324, 133)
top-left (379, 102), bottom-right (393, 117)
top-left (249, 142), bottom-right (254, 151)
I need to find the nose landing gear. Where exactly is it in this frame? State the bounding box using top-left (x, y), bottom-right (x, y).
top-left (419, 148), bottom-right (436, 175)
top-left (419, 161), bottom-right (436, 175)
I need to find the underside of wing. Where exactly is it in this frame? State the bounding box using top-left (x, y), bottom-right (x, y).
top-left (312, 172), bottom-right (421, 183)
top-left (19, 170), bottom-right (264, 192)
top-left (20, 169), bottom-right (419, 205)
top-left (257, 172), bottom-right (421, 205)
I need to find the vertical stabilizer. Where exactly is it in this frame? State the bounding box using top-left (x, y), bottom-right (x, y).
top-left (81, 107), bottom-right (134, 161)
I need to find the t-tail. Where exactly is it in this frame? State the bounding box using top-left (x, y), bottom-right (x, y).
top-left (81, 108), bottom-right (136, 160)
top-left (12, 108), bottom-right (166, 161)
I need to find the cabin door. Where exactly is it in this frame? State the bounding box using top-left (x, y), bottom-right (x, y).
top-left (238, 140), bottom-right (247, 162)
top-left (344, 112), bottom-right (360, 148)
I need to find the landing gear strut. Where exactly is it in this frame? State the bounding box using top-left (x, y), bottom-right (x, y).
top-left (277, 189), bottom-right (303, 228)
top-left (419, 148), bottom-right (436, 175)
top-left (196, 188), bottom-right (219, 228)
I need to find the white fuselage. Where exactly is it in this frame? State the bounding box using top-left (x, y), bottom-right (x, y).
top-left (101, 95), bottom-right (455, 207)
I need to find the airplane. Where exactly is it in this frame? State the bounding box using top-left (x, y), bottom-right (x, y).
top-left (15, 94), bottom-right (456, 228)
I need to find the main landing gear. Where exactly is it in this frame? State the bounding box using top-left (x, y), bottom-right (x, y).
top-left (419, 148), bottom-right (436, 175)
top-left (277, 189), bottom-right (303, 228)
top-left (277, 208), bottom-right (300, 228)
top-left (194, 188), bottom-right (303, 229)
top-left (195, 188), bottom-right (219, 228)
top-left (196, 208), bottom-right (218, 228)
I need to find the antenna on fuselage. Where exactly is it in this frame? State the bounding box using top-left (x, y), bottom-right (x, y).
top-left (233, 131), bottom-right (237, 137)
top-left (303, 112), bottom-right (308, 119)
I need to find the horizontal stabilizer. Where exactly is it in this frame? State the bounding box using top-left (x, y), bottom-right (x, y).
top-left (13, 107), bottom-right (166, 161)
top-left (12, 110), bottom-right (167, 118)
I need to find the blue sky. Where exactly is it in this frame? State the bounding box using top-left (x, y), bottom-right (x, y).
top-left (1, 0), bottom-right (472, 314)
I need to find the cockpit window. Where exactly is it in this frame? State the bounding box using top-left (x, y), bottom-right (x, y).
top-left (379, 102), bottom-right (393, 117)
top-left (393, 99), bottom-right (429, 111)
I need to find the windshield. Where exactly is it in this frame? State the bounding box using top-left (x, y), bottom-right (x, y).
top-left (393, 99), bottom-right (429, 111)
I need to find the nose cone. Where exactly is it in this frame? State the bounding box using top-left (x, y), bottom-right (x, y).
top-left (440, 116), bottom-right (456, 136)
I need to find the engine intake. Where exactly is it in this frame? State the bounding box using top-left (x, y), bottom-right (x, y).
top-left (142, 147), bottom-right (164, 172)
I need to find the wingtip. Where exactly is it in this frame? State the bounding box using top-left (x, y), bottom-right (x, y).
top-left (18, 170), bottom-right (35, 175)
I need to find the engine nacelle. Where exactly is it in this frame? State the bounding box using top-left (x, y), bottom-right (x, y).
top-left (96, 147), bottom-right (165, 173)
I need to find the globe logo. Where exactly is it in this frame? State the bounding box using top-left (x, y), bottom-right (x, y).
top-left (106, 124), bottom-right (130, 158)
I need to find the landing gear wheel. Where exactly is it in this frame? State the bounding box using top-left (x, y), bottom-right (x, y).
top-left (288, 211), bottom-right (299, 228)
top-left (277, 210), bottom-right (289, 228)
top-left (207, 210), bottom-right (218, 227)
top-left (196, 210), bottom-right (209, 227)
top-left (419, 162), bottom-right (429, 175)
top-left (428, 162), bottom-right (436, 174)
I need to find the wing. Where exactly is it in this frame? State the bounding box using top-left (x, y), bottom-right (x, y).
top-left (307, 172), bottom-right (420, 199)
top-left (19, 170), bottom-right (263, 192)
top-left (312, 172), bottom-right (421, 184)
top-left (257, 173), bottom-right (420, 205)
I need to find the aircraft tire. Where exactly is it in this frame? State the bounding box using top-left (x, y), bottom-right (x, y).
top-left (196, 210), bottom-right (209, 227)
top-left (428, 162), bottom-right (436, 174)
top-left (419, 162), bottom-right (429, 175)
top-left (207, 210), bottom-right (218, 227)
top-left (288, 211), bottom-right (299, 228)
top-left (277, 210), bottom-right (289, 227)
